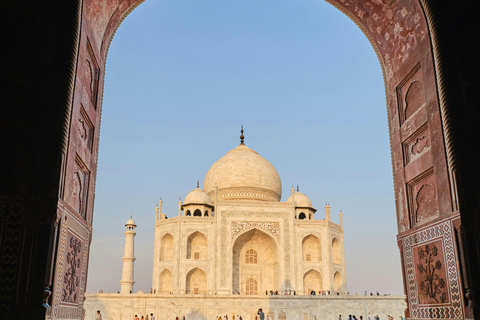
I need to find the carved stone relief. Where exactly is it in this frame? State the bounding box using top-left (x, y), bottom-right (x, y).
top-left (52, 203), bottom-right (90, 319)
top-left (231, 221), bottom-right (280, 241)
top-left (403, 124), bottom-right (431, 165)
top-left (403, 220), bottom-right (462, 318)
top-left (69, 157), bottom-right (90, 219)
top-left (413, 240), bottom-right (448, 305)
top-left (85, 39), bottom-right (99, 108)
top-left (336, 0), bottom-right (427, 80)
top-left (396, 64), bottom-right (426, 125)
top-left (407, 168), bottom-right (439, 227)
top-left (61, 233), bottom-right (83, 303)
top-left (78, 107), bottom-right (94, 152)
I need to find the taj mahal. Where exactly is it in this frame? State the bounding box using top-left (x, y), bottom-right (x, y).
top-left (85, 130), bottom-right (405, 320)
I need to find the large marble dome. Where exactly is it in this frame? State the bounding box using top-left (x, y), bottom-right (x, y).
top-left (203, 143), bottom-right (282, 202)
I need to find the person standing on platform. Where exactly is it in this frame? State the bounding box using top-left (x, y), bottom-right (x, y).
top-left (257, 309), bottom-right (265, 320)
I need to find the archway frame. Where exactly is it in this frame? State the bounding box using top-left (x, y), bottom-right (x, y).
top-left (11, 0), bottom-right (475, 319)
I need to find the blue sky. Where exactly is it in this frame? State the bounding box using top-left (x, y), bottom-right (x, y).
top-left (86, 0), bottom-right (403, 295)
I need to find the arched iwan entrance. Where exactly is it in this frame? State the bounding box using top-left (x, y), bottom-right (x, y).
top-left (232, 228), bottom-right (278, 294)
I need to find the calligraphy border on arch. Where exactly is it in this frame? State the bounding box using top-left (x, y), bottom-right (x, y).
top-left (231, 221), bottom-right (280, 242)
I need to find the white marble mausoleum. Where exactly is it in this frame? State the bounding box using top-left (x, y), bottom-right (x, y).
top-left (84, 131), bottom-right (406, 320)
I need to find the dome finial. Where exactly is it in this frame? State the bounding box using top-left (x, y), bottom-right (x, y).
top-left (240, 125), bottom-right (245, 145)
top-left (197, 181), bottom-right (199, 188)
top-left (297, 185), bottom-right (299, 192)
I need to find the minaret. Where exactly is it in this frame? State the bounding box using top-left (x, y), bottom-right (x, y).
top-left (120, 217), bottom-right (136, 294)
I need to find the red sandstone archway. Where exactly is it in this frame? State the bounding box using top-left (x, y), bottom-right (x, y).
top-left (4, 1), bottom-right (473, 319)
top-left (61, 0), bottom-right (462, 317)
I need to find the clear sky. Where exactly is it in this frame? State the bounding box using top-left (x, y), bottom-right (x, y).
top-left (86, 0), bottom-right (404, 295)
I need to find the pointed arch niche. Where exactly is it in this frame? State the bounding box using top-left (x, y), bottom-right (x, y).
top-left (160, 233), bottom-right (174, 261)
top-left (158, 269), bottom-right (173, 294)
top-left (302, 234), bottom-right (321, 261)
top-left (186, 231), bottom-right (208, 260)
top-left (186, 268), bottom-right (207, 294)
top-left (303, 269), bottom-right (322, 294)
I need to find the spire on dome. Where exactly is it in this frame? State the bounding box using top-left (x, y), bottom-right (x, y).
top-left (240, 125), bottom-right (245, 145)
top-left (197, 181), bottom-right (199, 188)
top-left (297, 185), bottom-right (299, 192)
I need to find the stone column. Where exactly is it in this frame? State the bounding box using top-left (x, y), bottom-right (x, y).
top-left (120, 218), bottom-right (137, 294)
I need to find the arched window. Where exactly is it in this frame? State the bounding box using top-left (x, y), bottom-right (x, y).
top-left (186, 210), bottom-right (191, 216)
top-left (193, 209), bottom-right (202, 216)
top-left (299, 212), bottom-right (306, 220)
top-left (204, 210), bottom-right (208, 217)
top-left (245, 278), bottom-right (258, 295)
top-left (309, 214), bottom-right (312, 220)
top-left (245, 249), bottom-right (257, 264)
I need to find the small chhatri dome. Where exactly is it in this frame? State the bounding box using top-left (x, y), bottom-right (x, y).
top-left (286, 191), bottom-right (313, 208)
top-left (184, 186), bottom-right (213, 206)
top-left (125, 217), bottom-right (136, 226)
top-left (203, 129), bottom-right (282, 202)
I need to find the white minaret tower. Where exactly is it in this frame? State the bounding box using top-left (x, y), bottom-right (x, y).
top-left (120, 217), bottom-right (136, 294)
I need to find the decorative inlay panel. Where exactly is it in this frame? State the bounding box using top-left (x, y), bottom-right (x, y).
top-left (231, 221), bottom-right (280, 241)
top-left (402, 220), bottom-right (463, 318)
top-left (407, 168), bottom-right (439, 227)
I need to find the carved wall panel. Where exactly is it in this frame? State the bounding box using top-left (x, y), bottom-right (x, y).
top-left (52, 202), bottom-right (91, 319)
top-left (78, 106), bottom-right (94, 153)
top-left (403, 124), bottom-right (431, 166)
top-left (413, 240), bottom-right (448, 305)
top-left (85, 39), bottom-right (99, 109)
top-left (61, 231), bottom-right (84, 303)
top-left (407, 168), bottom-right (439, 227)
top-left (68, 156), bottom-right (90, 219)
top-left (397, 64), bottom-right (426, 125)
top-left (402, 220), bottom-right (463, 318)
